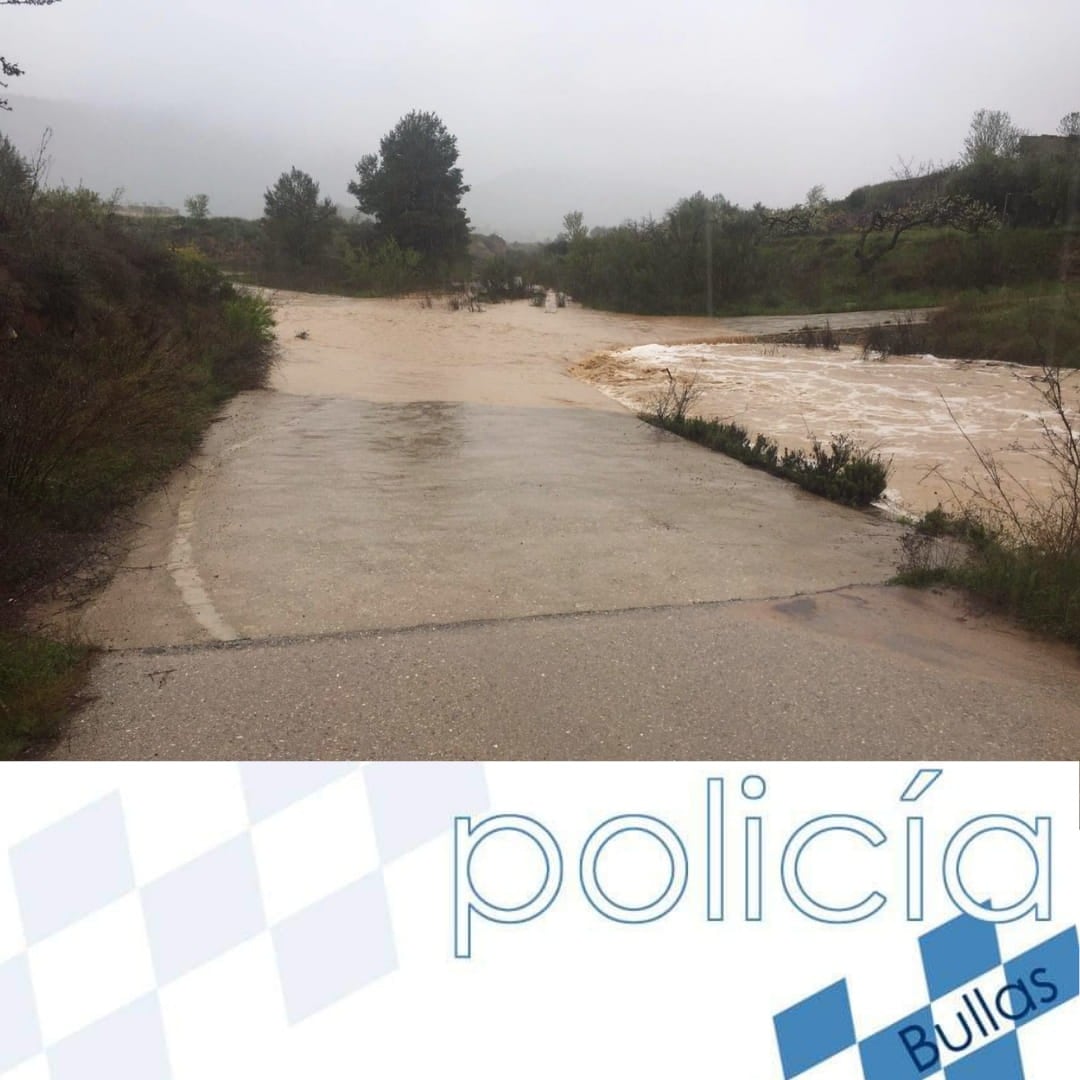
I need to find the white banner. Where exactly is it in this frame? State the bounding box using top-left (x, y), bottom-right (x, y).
top-left (0, 762), bottom-right (1076, 1079)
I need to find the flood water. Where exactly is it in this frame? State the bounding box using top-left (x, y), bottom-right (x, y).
top-left (572, 341), bottom-right (1078, 516)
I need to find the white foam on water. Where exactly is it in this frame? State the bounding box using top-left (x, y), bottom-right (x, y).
top-left (598, 341), bottom-right (1077, 514)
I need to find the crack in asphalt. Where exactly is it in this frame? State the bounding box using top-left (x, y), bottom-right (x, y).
top-left (112, 581), bottom-right (892, 658)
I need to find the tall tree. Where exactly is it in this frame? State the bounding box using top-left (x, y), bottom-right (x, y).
top-left (184, 193), bottom-right (210, 221)
top-left (1, 0), bottom-right (61, 110)
top-left (962, 109), bottom-right (1025, 165)
top-left (262, 167), bottom-right (336, 267)
top-left (561, 210), bottom-right (587, 243)
top-left (348, 111), bottom-right (470, 264)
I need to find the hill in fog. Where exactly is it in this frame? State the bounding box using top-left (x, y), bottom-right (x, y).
top-left (0, 97), bottom-right (680, 240)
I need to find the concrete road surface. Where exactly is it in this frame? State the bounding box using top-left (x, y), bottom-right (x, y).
top-left (50, 295), bottom-right (1080, 759)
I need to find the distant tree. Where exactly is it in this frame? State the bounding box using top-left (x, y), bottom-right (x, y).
top-left (1, 0), bottom-right (61, 110)
top-left (561, 210), bottom-right (587, 243)
top-left (262, 167), bottom-right (337, 267)
top-left (962, 109), bottom-right (1025, 165)
top-left (558, 210), bottom-right (593, 297)
top-left (184, 193), bottom-right (210, 221)
top-left (1059, 112), bottom-right (1080, 138)
top-left (348, 111), bottom-right (470, 264)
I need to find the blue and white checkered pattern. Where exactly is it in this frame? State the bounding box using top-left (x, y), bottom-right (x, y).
top-left (774, 913), bottom-right (1079, 1080)
top-left (0, 763), bottom-right (488, 1078)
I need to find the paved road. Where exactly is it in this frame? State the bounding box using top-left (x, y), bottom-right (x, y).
top-left (51, 295), bottom-right (1080, 759)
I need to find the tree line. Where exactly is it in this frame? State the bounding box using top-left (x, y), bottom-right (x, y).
top-left (258, 110), bottom-right (470, 291)
top-left (508, 108), bottom-right (1079, 316)
top-left (168, 104), bottom-right (1075, 313)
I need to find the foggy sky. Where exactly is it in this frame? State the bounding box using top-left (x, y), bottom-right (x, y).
top-left (2, 0), bottom-right (1078, 239)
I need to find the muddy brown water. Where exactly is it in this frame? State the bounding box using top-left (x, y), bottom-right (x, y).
top-left (572, 337), bottom-right (1078, 517)
top-left (48, 293), bottom-right (1080, 759)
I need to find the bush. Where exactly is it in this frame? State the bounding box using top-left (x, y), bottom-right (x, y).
top-left (0, 141), bottom-right (279, 754)
top-left (923, 289), bottom-right (1079, 366)
top-left (644, 410), bottom-right (889, 508)
top-left (859, 314), bottom-right (930, 359)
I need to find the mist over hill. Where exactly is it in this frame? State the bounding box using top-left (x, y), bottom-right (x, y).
top-left (0, 96), bottom-right (679, 240)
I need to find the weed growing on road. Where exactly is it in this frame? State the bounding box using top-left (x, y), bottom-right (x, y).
top-left (649, 368), bottom-right (705, 424)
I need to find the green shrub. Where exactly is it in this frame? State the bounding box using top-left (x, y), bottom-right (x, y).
top-left (644, 413), bottom-right (889, 508)
top-left (212, 292), bottom-right (277, 392)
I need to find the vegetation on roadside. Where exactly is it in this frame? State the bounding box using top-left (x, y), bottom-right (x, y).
top-left (896, 361), bottom-right (1080, 645)
top-left (642, 371), bottom-right (890, 508)
top-left (0, 134), bottom-right (277, 756)
top-left (0, 633), bottom-right (89, 758)
top-left (859, 286), bottom-right (1079, 367)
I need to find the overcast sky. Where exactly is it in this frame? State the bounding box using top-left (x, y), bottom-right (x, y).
top-left (3, 0), bottom-right (1078, 237)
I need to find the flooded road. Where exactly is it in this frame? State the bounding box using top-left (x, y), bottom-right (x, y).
top-left (53, 295), bottom-right (1080, 759)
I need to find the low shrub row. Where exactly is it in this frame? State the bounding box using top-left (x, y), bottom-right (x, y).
top-left (644, 413), bottom-right (890, 508)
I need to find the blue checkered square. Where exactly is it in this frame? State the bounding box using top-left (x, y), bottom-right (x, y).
top-left (0, 953), bottom-right (43, 1072)
top-left (776, 914), bottom-right (1078, 1079)
top-left (271, 871), bottom-right (397, 1024)
top-left (47, 993), bottom-right (171, 1080)
top-left (1003, 927), bottom-right (1078, 1027)
top-left (9, 793), bottom-right (134, 945)
top-left (774, 980), bottom-right (857, 1078)
top-left (943, 1032), bottom-right (1024, 1080)
top-left (859, 1007), bottom-right (939, 1080)
top-left (919, 914), bottom-right (1001, 1000)
top-left (141, 834), bottom-right (266, 984)
top-left (364, 763), bottom-right (488, 863)
top-left (239, 763), bottom-right (358, 823)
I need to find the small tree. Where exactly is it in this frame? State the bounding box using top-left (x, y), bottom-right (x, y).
top-left (348, 111), bottom-right (470, 265)
top-left (1058, 112), bottom-right (1080, 139)
top-left (962, 109), bottom-right (1025, 165)
top-left (184, 193), bottom-right (210, 221)
top-left (262, 167), bottom-right (337, 268)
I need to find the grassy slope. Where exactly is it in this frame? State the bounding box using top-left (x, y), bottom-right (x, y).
top-left (716, 227), bottom-right (1072, 316)
top-left (0, 202), bottom-right (276, 757)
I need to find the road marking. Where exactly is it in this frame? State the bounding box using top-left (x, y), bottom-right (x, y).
top-left (167, 466), bottom-right (241, 642)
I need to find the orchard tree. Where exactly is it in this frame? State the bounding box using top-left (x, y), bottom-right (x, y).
top-left (1, 0), bottom-right (61, 110)
top-left (854, 194), bottom-right (998, 273)
top-left (962, 109), bottom-right (1025, 165)
top-left (262, 167), bottom-right (336, 267)
top-left (348, 111), bottom-right (470, 264)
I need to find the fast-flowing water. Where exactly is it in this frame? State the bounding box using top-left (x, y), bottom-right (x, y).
top-left (572, 340), bottom-right (1077, 516)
